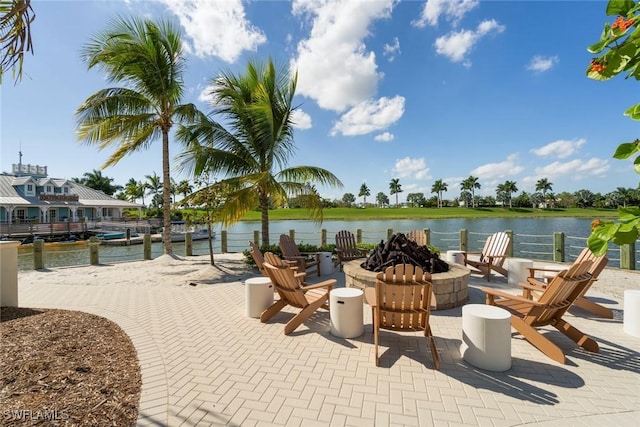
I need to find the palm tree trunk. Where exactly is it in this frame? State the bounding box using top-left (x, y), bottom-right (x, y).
top-left (260, 192), bottom-right (270, 246)
top-left (162, 130), bottom-right (173, 254)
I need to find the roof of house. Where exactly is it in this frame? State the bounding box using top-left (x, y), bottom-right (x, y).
top-left (0, 174), bottom-right (142, 208)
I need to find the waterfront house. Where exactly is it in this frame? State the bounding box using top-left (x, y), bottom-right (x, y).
top-left (0, 163), bottom-right (142, 224)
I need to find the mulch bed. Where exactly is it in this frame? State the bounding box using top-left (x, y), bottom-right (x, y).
top-left (0, 307), bottom-right (141, 426)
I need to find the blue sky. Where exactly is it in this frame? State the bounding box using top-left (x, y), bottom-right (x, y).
top-left (2, 0), bottom-right (640, 203)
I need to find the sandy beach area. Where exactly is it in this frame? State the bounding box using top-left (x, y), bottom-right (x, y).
top-left (17, 252), bottom-right (256, 288)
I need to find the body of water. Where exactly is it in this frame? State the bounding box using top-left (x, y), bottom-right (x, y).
top-left (18, 217), bottom-right (630, 271)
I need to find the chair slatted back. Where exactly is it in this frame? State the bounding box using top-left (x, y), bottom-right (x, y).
top-left (406, 229), bottom-right (427, 247)
top-left (279, 234), bottom-right (302, 258)
top-left (526, 260), bottom-right (593, 326)
top-left (375, 264), bottom-right (433, 332)
top-left (263, 262), bottom-right (309, 309)
top-left (480, 232), bottom-right (511, 266)
top-left (335, 230), bottom-right (358, 255)
top-left (249, 241), bottom-right (266, 276)
top-left (574, 247), bottom-right (608, 285)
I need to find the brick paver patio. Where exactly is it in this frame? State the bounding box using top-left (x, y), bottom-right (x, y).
top-left (15, 257), bottom-right (640, 426)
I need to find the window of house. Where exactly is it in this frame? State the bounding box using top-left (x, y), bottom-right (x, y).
top-left (25, 184), bottom-right (34, 196)
top-left (63, 187), bottom-right (69, 194)
top-left (45, 185), bottom-right (53, 193)
top-left (14, 209), bottom-right (26, 222)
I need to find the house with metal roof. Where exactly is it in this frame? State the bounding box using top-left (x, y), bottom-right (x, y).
top-left (0, 163), bottom-right (142, 224)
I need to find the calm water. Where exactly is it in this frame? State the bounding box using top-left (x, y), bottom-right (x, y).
top-left (18, 217), bottom-right (627, 271)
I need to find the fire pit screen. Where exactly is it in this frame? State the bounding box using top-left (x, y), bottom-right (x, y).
top-left (361, 233), bottom-right (450, 273)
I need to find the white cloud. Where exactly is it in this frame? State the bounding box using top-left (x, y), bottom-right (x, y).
top-left (392, 157), bottom-right (431, 180)
top-left (383, 37), bottom-right (401, 62)
top-left (158, 0), bottom-right (266, 63)
top-left (471, 154), bottom-right (523, 180)
top-left (527, 55), bottom-right (559, 73)
top-left (291, 0), bottom-right (395, 112)
top-left (331, 96), bottom-right (405, 136)
top-left (434, 19), bottom-right (504, 65)
top-left (534, 158), bottom-right (610, 179)
top-left (291, 109), bottom-right (313, 130)
top-left (375, 132), bottom-right (395, 142)
top-left (413, 0), bottom-right (479, 28)
top-left (531, 138), bottom-right (586, 159)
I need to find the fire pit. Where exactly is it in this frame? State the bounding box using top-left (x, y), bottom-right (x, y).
top-left (343, 260), bottom-right (470, 310)
top-left (344, 233), bottom-right (470, 310)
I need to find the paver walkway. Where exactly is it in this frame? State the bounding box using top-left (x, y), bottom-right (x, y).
top-left (14, 255), bottom-right (640, 426)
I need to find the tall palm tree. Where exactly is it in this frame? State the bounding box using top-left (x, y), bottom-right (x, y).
top-left (498, 180), bottom-right (518, 208)
top-left (72, 169), bottom-right (122, 195)
top-left (359, 183), bottom-right (370, 206)
top-left (145, 172), bottom-right (162, 201)
top-left (389, 178), bottom-right (402, 207)
top-left (75, 17), bottom-right (200, 255)
top-left (124, 178), bottom-right (146, 204)
top-left (176, 179), bottom-right (193, 202)
top-left (0, 0), bottom-right (35, 83)
top-left (431, 179), bottom-right (447, 208)
top-left (461, 175), bottom-right (481, 207)
top-left (535, 178), bottom-right (553, 208)
top-left (177, 58), bottom-right (343, 246)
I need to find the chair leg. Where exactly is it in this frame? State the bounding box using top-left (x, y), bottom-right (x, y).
top-left (511, 316), bottom-right (566, 364)
top-left (283, 296), bottom-right (328, 335)
top-left (554, 319), bottom-right (599, 353)
top-left (260, 299), bottom-right (287, 323)
top-left (373, 310), bottom-right (379, 367)
top-left (426, 326), bottom-right (440, 370)
top-left (573, 297), bottom-right (614, 319)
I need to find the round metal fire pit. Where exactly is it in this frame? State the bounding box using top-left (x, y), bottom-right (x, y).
top-left (343, 260), bottom-right (470, 310)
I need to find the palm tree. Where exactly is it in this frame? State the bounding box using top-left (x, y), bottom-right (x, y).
top-left (461, 175), bottom-right (481, 207)
top-left (616, 187), bottom-right (633, 207)
top-left (0, 0), bottom-right (35, 83)
top-left (503, 181), bottom-right (518, 209)
top-left (76, 17), bottom-right (200, 255)
top-left (389, 178), bottom-right (402, 207)
top-left (124, 178), bottom-right (144, 203)
top-left (72, 169), bottom-right (122, 195)
top-left (535, 178), bottom-right (553, 208)
top-left (176, 58), bottom-right (343, 246)
top-left (176, 180), bottom-right (193, 202)
top-left (431, 179), bottom-right (447, 208)
top-left (359, 183), bottom-right (370, 206)
top-left (145, 172), bottom-right (162, 201)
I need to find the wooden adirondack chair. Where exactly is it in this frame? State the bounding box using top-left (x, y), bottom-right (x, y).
top-left (482, 260), bottom-right (596, 364)
top-left (248, 241), bottom-right (268, 276)
top-left (406, 229), bottom-right (428, 247)
top-left (463, 231), bottom-right (511, 281)
top-left (264, 252), bottom-right (305, 285)
top-left (335, 230), bottom-right (368, 271)
top-left (279, 234), bottom-right (321, 276)
top-left (364, 264), bottom-right (440, 369)
top-left (261, 261), bottom-right (335, 335)
top-left (525, 248), bottom-right (610, 318)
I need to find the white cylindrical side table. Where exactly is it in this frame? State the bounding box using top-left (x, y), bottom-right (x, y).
top-left (507, 258), bottom-right (534, 287)
top-left (446, 250), bottom-right (465, 265)
top-left (330, 288), bottom-right (364, 338)
top-left (0, 240), bottom-right (20, 307)
top-left (319, 252), bottom-right (333, 275)
top-left (245, 277), bottom-right (274, 318)
top-left (623, 290), bottom-right (640, 338)
top-left (460, 304), bottom-right (512, 371)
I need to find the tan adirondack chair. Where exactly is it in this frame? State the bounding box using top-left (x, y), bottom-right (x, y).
top-left (248, 241), bottom-right (268, 276)
top-left (463, 231), bottom-right (511, 281)
top-left (335, 230), bottom-right (368, 271)
top-left (364, 264), bottom-right (440, 369)
top-left (279, 234), bottom-right (321, 276)
top-left (406, 229), bottom-right (428, 247)
top-left (525, 247), bottom-right (610, 318)
top-left (261, 261), bottom-right (335, 335)
top-left (482, 260), bottom-right (596, 364)
top-left (263, 252), bottom-right (305, 285)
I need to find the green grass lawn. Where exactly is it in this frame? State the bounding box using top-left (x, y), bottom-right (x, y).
top-left (239, 207), bottom-right (618, 221)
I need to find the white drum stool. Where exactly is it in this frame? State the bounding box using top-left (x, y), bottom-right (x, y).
top-left (330, 288), bottom-right (364, 338)
top-left (446, 250), bottom-right (465, 265)
top-left (624, 290), bottom-right (640, 338)
top-left (245, 277), bottom-right (274, 318)
top-left (507, 258), bottom-right (534, 287)
top-left (460, 304), bottom-right (512, 371)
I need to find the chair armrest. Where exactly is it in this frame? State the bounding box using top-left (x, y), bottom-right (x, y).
top-left (481, 287), bottom-right (546, 306)
top-left (301, 279), bottom-right (335, 291)
top-left (527, 266), bottom-right (561, 278)
top-left (364, 287), bottom-right (377, 307)
top-left (300, 252), bottom-right (321, 261)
